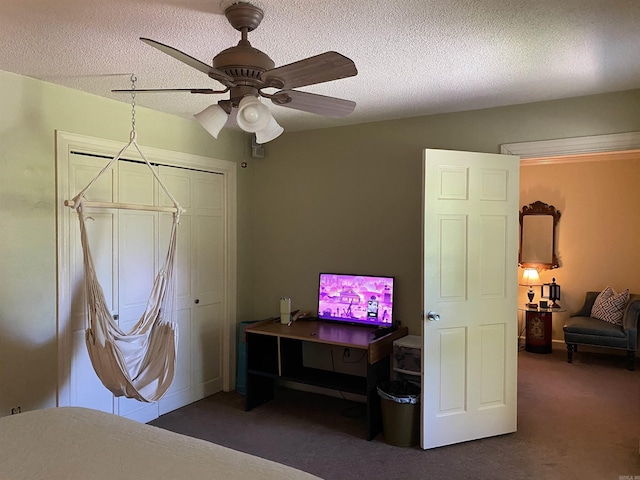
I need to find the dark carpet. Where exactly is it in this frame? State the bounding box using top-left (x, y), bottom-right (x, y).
top-left (150, 346), bottom-right (640, 480)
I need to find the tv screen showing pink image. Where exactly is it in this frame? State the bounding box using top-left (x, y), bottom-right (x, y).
top-left (317, 273), bottom-right (394, 327)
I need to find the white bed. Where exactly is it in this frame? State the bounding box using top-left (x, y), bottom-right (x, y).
top-left (0, 407), bottom-right (322, 480)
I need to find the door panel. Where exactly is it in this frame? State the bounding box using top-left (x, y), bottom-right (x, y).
top-left (438, 327), bottom-right (466, 414)
top-left (157, 170), bottom-right (195, 412)
top-left (421, 149), bottom-right (519, 449)
top-left (157, 168), bottom-right (225, 414)
top-left (67, 155), bottom-right (118, 412)
top-left (69, 212), bottom-right (117, 332)
top-left (118, 212), bottom-right (157, 328)
top-left (192, 302), bottom-right (222, 396)
top-left (159, 307), bottom-right (192, 414)
top-left (478, 323), bottom-right (505, 406)
top-left (480, 216), bottom-right (507, 296)
top-left (159, 212), bottom-right (193, 412)
top-left (117, 162), bottom-right (160, 421)
top-left (70, 330), bottom-right (113, 412)
top-left (438, 215), bottom-right (467, 300)
top-left (191, 172), bottom-right (224, 396)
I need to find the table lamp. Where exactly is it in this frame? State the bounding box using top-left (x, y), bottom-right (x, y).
top-left (520, 268), bottom-right (541, 308)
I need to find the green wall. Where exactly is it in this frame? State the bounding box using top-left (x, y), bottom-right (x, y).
top-left (0, 70), bottom-right (252, 414)
top-left (251, 89), bottom-right (640, 335)
top-left (2, 67), bottom-right (639, 413)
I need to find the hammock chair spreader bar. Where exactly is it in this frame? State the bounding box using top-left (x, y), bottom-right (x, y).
top-left (64, 199), bottom-right (182, 214)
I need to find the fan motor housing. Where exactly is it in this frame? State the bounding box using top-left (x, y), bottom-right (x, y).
top-left (212, 44), bottom-right (275, 87)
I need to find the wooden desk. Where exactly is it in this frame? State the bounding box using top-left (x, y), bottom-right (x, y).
top-left (244, 319), bottom-right (408, 440)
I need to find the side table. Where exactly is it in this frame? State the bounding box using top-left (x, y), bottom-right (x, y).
top-left (520, 308), bottom-right (566, 354)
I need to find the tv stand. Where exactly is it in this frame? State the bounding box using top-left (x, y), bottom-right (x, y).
top-left (244, 319), bottom-right (408, 440)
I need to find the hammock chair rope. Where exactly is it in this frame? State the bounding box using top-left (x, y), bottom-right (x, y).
top-left (66, 74), bottom-right (183, 402)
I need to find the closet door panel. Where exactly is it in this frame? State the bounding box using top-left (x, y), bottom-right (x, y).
top-left (69, 212), bottom-right (116, 332)
top-left (192, 301), bottom-right (222, 397)
top-left (159, 209), bottom-right (194, 413)
top-left (158, 168), bottom-right (225, 412)
top-left (118, 162), bottom-right (158, 331)
top-left (67, 154), bottom-right (117, 412)
top-left (71, 331), bottom-right (114, 413)
top-left (117, 162), bottom-right (159, 421)
top-left (191, 172), bottom-right (224, 395)
top-left (118, 212), bottom-right (156, 329)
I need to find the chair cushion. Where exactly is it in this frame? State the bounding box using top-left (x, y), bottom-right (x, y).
top-left (590, 286), bottom-right (629, 325)
top-left (563, 316), bottom-right (626, 338)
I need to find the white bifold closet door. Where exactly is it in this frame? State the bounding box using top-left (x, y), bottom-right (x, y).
top-left (66, 154), bottom-right (225, 423)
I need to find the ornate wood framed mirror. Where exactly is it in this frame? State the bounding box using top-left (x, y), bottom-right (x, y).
top-left (519, 201), bottom-right (561, 270)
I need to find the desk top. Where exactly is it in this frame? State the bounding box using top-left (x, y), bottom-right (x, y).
top-left (245, 318), bottom-right (408, 364)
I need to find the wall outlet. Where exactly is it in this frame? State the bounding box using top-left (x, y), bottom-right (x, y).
top-left (10, 406), bottom-right (21, 415)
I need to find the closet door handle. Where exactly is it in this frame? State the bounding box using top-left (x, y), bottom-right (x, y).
top-left (113, 314), bottom-right (119, 320)
top-left (194, 299), bottom-right (200, 304)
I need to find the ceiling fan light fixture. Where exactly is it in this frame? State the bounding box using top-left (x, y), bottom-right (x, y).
top-left (255, 115), bottom-right (284, 144)
top-left (236, 95), bottom-right (272, 133)
top-left (194, 103), bottom-right (229, 138)
top-left (133, 2), bottom-right (357, 144)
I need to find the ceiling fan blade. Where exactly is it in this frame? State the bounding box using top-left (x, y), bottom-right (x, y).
top-left (140, 38), bottom-right (236, 86)
top-left (270, 90), bottom-right (356, 118)
top-left (111, 88), bottom-right (225, 94)
top-left (260, 52), bottom-right (357, 90)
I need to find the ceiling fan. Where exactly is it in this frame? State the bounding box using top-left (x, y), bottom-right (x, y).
top-left (113, 1), bottom-right (358, 143)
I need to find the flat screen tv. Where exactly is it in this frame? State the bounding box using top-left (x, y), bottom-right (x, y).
top-left (317, 273), bottom-right (394, 328)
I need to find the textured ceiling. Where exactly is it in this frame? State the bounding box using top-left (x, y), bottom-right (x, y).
top-left (1, 0), bottom-right (639, 133)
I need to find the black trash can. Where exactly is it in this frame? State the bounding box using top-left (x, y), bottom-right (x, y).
top-left (377, 380), bottom-right (420, 447)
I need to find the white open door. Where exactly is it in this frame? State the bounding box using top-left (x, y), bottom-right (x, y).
top-left (421, 148), bottom-right (520, 449)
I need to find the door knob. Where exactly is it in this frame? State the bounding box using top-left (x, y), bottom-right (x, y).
top-left (194, 299), bottom-right (200, 304)
top-left (427, 311), bottom-right (440, 322)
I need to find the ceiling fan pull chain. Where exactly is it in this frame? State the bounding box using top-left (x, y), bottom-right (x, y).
top-left (130, 73), bottom-right (137, 140)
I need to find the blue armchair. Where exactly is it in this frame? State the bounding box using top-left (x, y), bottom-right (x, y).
top-left (563, 291), bottom-right (640, 371)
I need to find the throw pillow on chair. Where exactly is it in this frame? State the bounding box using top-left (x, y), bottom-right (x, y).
top-left (591, 286), bottom-right (630, 326)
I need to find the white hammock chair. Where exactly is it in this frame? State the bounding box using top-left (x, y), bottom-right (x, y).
top-left (66, 129), bottom-right (184, 403)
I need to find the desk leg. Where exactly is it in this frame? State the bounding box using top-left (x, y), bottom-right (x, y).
top-left (366, 356), bottom-right (390, 440)
top-left (244, 331), bottom-right (277, 411)
top-left (245, 373), bottom-right (275, 411)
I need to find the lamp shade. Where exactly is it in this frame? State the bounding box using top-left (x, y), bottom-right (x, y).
top-left (236, 95), bottom-right (272, 133)
top-left (520, 268), bottom-right (541, 286)
top-left (194, 104), bottom-right (229, 138)
top-left (255, 116), bottom-right (284, 144)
